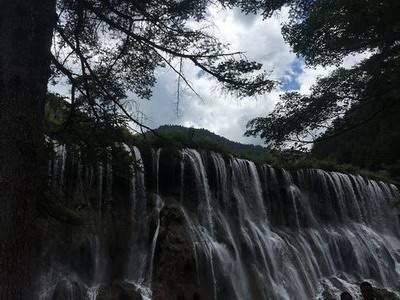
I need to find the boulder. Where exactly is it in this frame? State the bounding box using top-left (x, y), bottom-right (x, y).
top-left (340, 291), bottom-right (354, 300)
top-left (360, 281), bottom-right (400, 300)
top-left (152, 204), bottom-right (207, 300)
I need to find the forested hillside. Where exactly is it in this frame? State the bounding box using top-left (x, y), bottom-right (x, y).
top-left (148, 125), bottom-right (269, 162)
top-left (312, 101), bottom-right (400, 180)
top-left (45, 94), bottom-right (398, 185)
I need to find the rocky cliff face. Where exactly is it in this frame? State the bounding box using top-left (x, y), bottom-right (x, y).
top-left (152, 203), bottom-right (204, 300)
top-left (36, 144), bottom-right (400, 300)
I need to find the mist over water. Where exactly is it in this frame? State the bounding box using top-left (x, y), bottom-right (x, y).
top-left (39, 145), bottom-right (400, 300)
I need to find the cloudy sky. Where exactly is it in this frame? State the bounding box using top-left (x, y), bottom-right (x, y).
top-left (51, 5), bottom-right (367, 146)
top-left (135, 6), bottom-right (333, 145)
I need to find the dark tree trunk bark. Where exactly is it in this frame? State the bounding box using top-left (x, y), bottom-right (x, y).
top-left (0, 1), bottom-right (56, 299)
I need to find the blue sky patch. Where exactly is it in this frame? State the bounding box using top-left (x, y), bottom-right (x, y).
top-left (196, 69), bottom-right (206, 78)
top-left (280, 58), bottom-right (304, 91)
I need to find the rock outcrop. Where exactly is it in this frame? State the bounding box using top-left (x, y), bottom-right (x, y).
top-left (152, 203), bottom-right (205, 300)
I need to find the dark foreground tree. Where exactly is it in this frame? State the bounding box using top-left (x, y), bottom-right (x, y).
top-left (0, 0), bottom-right (275, 298)
top-left (0, 1), bottom-right (57, 299)
top-left (246, 0), bottom-right (400, 150)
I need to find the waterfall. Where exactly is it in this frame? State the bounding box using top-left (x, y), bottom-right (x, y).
top-left (176, 150), bottom-right (400, 299)
top-left (125, 146), bottom-right (148, 283)
top-left (39, 145), bottom-right (400, 300)
top-left (52, 143), bottom-right (67, 189)
top-left (39, 143), bottom-right (112, 300)
top-left (87, 286), bottom-right (99, 300)
top-left (182, 149), bottom-right (214, 233)
top-left (125, 145), bottom-right (164, 299)
top-left (153, 148), bottom-right (162, 194)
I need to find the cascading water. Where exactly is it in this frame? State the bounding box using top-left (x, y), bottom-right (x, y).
top-left (38, 143), bottom-right (110, 300)
top-left (39, 145), bottom-right (400, 300)
top-left (125, 146), bottom-right (163, 299)
top-left (165, 150), bottom-right (400, 300)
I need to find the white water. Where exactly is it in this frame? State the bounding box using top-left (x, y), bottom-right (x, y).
top-left (40, 146), bottom-right (400, 299)
top-left (178, 150), bottom-right (400, 299)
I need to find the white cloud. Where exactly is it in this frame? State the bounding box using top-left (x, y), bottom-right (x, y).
top-left (137, 6), bottom-right (295, 145)
top-left (50, 5), bottom-right (372, 146)
top-left (297, 65), bottom-right (333, 94)
top-left (297, 51), bottom-right (373, 94)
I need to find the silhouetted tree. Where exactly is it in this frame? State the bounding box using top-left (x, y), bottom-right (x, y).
top-left (246, 0), bottom-right (400, 150)
top-left (0, 0), bottom-right (275, 298)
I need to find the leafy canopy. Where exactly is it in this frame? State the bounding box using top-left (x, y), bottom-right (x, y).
top-left (246, 0), bottom-right (400, 149)
top-left (51, 0), bottom-right (277, 134)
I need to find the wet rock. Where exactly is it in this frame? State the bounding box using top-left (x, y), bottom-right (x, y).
top-left (96, 281), bottom-right (144, 300)
top-left (374, 287), bottom-right (400, 300)
top-left (52, 279), bottom-right (86, 300)
top-left (322, 289), bottom-right (336, 300)
top-left (152, 204), bottom-right (208, 300)
top-left (111, 281), bottom-right (143, 300)
top-left (95, 285), bottom-right (111, 300)
top-left (360, 282), bottom-right (375, 300)
top-left (360, 282), bottom-right (400, 300)
top-left (158, 148), bottom-right (181, 197)
top-left (340, 291), bottom-right (354, 300)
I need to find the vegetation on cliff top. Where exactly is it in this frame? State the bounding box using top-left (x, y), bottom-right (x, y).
top-left (46, 95), bottom-right (398, 185)
top-left (141, 125), bottom-right (399, 184)
top-left (243, 0), bottom-right (400, 184)
top-left (246, 0), bottom-right (400, 150)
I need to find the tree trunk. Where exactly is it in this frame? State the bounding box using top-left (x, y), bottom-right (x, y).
top-left (0, 1), bottom-right (56, 299)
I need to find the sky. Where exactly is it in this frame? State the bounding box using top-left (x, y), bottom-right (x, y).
top-left (134, 5), bottom-right (360, 145)
top-left (51, 5), bottom-right (368, 146)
